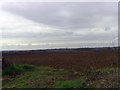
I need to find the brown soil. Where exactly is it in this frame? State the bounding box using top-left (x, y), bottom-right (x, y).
top-left (2, 49), bottom-right (119, 71)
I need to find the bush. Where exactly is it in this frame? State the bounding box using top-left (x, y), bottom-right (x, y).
top-left (3, 64), bottom-right (37, 76)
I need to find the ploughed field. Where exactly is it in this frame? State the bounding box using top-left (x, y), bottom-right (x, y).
top-left (2, 49), bottom-right (119, 71)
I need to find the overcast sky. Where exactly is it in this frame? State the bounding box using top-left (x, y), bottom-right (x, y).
top-left (0, 2), bottom-right (118, 50)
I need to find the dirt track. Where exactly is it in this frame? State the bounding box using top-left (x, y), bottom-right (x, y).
top-left (2, 49), bottom-right (119, 71)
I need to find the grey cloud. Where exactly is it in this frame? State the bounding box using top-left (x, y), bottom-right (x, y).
top-left (104, 27), bottom-right (111, 31)
top-left (2, 2), bottom-right (117, 29)
top-left (2, 28), bottom-right (116, 44)
top-left (1, 2), bottom-right (118, 50)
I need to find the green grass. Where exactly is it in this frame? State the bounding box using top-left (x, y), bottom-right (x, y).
top-left (53, 80), bottom-right (85, 88)
top-left (2, 64), bottom-right (119, 88)
top-left (3, 64), bottom-right (37, 76)
top-left (3, 64), bottom-right (76, 88)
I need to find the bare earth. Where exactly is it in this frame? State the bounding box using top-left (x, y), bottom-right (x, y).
top-left (2, 49), bottom-right (119, 71)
